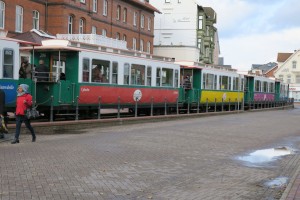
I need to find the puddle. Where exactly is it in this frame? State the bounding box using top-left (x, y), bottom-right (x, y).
top-left (264, 177), bottom-right (288, 188)
top-left (237, 147), bottom-right (293, 166)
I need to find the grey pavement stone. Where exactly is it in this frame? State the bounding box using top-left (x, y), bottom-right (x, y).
top-left (1, 107), bottom-right (300, 199)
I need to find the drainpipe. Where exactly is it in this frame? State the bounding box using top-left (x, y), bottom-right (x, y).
top-left (110, 0), bottom-right (113, 37)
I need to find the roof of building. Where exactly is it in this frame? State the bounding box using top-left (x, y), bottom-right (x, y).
top-left (277, 53), bottom-right (293, 62)
top-left (252, 62), bottom-right (277, 73)
top-left (11, 29), bottom-right (55, 45)
top-left (129, 0), bottom-right (161, 13)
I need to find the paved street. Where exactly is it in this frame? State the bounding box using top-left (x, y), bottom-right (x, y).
top-left (1, 107), bottom-right (300, 200)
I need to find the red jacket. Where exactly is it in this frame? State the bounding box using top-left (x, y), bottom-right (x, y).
top-left (16, 94), bottom-right (32, 115)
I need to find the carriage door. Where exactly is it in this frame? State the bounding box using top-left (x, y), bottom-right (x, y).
top-left (53, 60), bottom-right (73, 104)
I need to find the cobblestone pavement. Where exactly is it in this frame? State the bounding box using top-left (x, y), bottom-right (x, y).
top-left (1, 107), bottom-right (300, 200)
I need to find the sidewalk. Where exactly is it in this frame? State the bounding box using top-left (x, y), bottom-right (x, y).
top-left (281, 163), bottom-right (300, 200)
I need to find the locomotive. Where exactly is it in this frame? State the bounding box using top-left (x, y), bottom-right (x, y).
top-left (0, 36), bottom-right (290, 120)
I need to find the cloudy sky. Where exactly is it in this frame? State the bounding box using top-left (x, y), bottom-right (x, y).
top-left (200, 0), bottom-right (300, 71)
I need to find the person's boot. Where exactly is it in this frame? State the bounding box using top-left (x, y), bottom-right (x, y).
top-left (11, 138), bottom-right (19, 144)
top-left (0, 133), bottom-right (4, 139)
top-left (32, 135), bottom-right (36, 142)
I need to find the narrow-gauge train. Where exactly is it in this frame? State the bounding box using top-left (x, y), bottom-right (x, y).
top-left (0, 36), bottom-right (290, 120)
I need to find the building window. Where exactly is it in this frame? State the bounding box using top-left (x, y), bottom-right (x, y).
top-left (278, 75), bottom-right (283, 81)
top-left (147, 17), bottom-right (151, 31)
top-left (3, 49), bottom-right (14, 78)
top-left (116, 5), bottom-right (121, 20)
top-left (133, 38), bottom-right (137, 50)
top-left (296, 75), bottom-right (300, 83)
top-left (32, 10), bottom-right (39, 30)
top-left (133, 12), bottom-right (137, 26)
top-left (80, 0), bottom-right (86, 3)
top-left (103, 0), bottom-right (108, 16)
top-left (165, 0), bottom-right (170, 3)
top-left (79, 18), bottom-right (85, 34)
top-left (141, 14), bottom-right (144, 28)
top-left (147, 41), bottom-right (151, 53)
top-left (102, 29), bottom-right (107, 36)
top-left (140, 39), bottom-right (144, 52)
top-left (91, 26), bottom-right (96, 34)
top-left (197, 38), bottom-right (202, 50)
top-left (123, 8), bottom-right (127, 23)
top-left (287, 75), bottom-right (291, 84)
top-left (178, 0), bottom-right (182, 3)
top-left (68, 15), bottom-right (74, 34)
top-left (198, 15), bottom-right (203, 29)
top-left (116, 32), bottom-right (120, 40)
top-left (15, 5), bottom-right (23, 33)
top-left (293, 61), bottom-right (297, 69)
top-left (93, 0), bottom-right (97, 12)
top-left (0, 1), bottom-right (5, 29)
top-left (123, 34), bottom-right (127, 41)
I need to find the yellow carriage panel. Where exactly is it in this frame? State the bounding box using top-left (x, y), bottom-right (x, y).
top-left (200, 90), bottom-right (244, 103)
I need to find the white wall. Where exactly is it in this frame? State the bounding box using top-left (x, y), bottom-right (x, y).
top-left (151, 0), bottom-right (199, 46)
top-left (154, 46), bottom-right (200, 62)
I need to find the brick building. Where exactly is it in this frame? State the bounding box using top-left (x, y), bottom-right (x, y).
top-left (0, 0), bottom-right (159, 53)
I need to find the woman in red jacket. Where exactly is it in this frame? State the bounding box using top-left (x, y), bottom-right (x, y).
top-left (11, 84), bottom-right (36, 144)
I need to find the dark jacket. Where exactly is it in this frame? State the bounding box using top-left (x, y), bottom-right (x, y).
top-left (0, 89), bottom-right (5, 115)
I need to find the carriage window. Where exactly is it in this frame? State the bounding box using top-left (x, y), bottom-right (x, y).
top-left (255, 80), bottom-right (261, 92)
top-left (146, 66), bottom-right (151, 86)
top-left (156, 68), bottom-right (161, 86)
top-left (112, 62), bottom-right (118, 84)
top-left (175, 69), bottom-right (179, 87)
top-left (241, 78), bottom-right (244, 91)
top-left (263, 81), bottom-right (268, 92)
top-left (269, 83), bottom-right (274, 93)
top-left (233, 77), bottom-right (239, 91)
top-left (82, 58), bottom-right (89, 82)
top-left (131, 64), bottom-right (145, 85)
top-left (124, 63), bottom-right (129, 85)
top-left (203, 73), bottom-right (215, 90)
top-left (3, 49), bottom-right (14, 78)
top-left (92, 59), bottom-right (110, 83)
top-left (219, 75), bottom-right (229, 90)
top-left (162, 68), bottom-right (173, 87)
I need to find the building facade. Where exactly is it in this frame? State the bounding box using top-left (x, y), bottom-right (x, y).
top-left (0, 0), bottom-right (158, 53)
top-left (274, 51), bottom-right (300, 101)
top-left (149, 0), bottom-right (219, 64)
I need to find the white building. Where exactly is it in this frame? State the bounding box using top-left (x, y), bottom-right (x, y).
top-left (274, 51), bottom-right (300, 101)
top-left (150, 0), bottom-right (219, 64)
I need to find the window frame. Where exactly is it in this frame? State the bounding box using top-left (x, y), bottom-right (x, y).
top-left (92, 0), bottom-right (97, 12)
top-left (0, 1), bottom-right (5, 29)
top-left (68, 15), bottom-right (74, 34)
top-left (3, 48), bottom-right (14, 78)
top-left (15, 5), bottom-right (23, 33)
top-left (32, 10), bottom-right (39, 30)
top-left (103, 0), bottom-right (108, 16)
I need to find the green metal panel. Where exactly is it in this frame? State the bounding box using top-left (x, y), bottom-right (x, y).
top-left (244, 76), bottom-right (254, 103)
top-left (275, 82), bottom-right (281, 101)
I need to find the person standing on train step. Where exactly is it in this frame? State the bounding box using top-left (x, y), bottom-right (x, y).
top-left (0, 88), bottom-right (7, 139)
top-left (35, 60), bottom-right (48, 81)
top-left (11, 84), bottom-right (36, 144)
